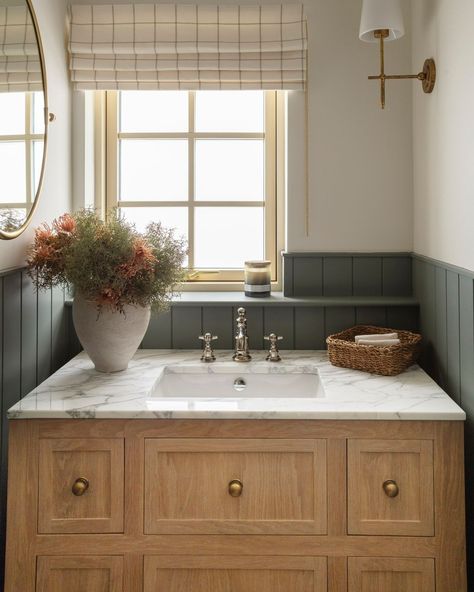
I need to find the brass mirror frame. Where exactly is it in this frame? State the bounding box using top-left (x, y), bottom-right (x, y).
top-left (0, 0), bottom-right (49, 240)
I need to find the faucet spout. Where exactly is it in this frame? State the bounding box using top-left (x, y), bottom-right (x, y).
top-left (233, 307), bottom-right (252, 362)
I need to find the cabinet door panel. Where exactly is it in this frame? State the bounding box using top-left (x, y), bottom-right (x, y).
top-left (348, 439), bottom-right (434, 535)
top-left (144, 439), bottom-right (327, 534)
top-left (37, 556), bottom-right (123, 592)
top-left (348, 557), bottom-right (435, 592)
top-left (144, 556), bottom-right (326, 592)
top-left (38, 438), bottom-right (124, 533)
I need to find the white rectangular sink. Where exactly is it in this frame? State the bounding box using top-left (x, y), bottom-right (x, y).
top-left (152, 365), bottom-right (325, 398)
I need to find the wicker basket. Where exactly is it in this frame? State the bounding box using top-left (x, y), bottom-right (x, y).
top-left (326, 325), bottom-right (422, 376)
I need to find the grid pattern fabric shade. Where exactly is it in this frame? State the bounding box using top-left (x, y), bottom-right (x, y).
top-left (0, 5), bottom-right (42, 92)
top-left (68, 3), bottom-right (307, 90)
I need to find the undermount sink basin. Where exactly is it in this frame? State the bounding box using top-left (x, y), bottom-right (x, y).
top-left (151, 365), bottom-right (325, 398)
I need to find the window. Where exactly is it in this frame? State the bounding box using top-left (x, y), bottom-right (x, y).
top-left (105, 90), bottom-right (284, 284)
top-left (0, 91), bottom-right (45, 224)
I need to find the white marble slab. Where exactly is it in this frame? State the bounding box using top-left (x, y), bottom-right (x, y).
top-left (7, 350), bottom-right (465, 421)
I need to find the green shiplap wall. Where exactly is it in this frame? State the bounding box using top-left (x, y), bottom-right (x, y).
top-left (413, 254), bottom-right (474, 589)
top-left (0, 268), bottom-right (71, 591)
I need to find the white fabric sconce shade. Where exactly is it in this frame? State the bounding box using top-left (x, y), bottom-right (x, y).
top-left (359, 0), bottom-right (405, 42)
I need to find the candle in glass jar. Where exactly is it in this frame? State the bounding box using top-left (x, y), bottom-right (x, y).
top-left (244, 261), bottom-right (271, 297)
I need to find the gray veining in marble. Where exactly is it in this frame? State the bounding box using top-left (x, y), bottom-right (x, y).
top-left (8, 350), bottom-right (465, 421)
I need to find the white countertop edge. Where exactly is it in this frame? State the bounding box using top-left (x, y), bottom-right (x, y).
top-left (7, 350), bottom-right (466, 421)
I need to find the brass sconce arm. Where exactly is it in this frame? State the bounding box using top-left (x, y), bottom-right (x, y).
top-left (369, 29), bottom-right (436, 109)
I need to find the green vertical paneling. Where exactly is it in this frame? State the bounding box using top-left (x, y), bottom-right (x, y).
top-left (37, 288), bottom-right (52, 383)
top-left (263, 307), bottom-right (294, 349)
top-left (459, 275), bottom-right (474, 409)
top-left (355, 306), bottom-right (387, 326)
top-left (417, 261), bottom-right (436, 374)
top-left (142, 310), bottom-right (172, 349)
top-left (382, 257), bottom-right (412, 296)
top-left (294, 308), bottom-right (324, 349)
top-left (51, 286), bottom-right (67, 372)
top-left (202, 307), bottom-right (233, 349)
top-left (0, 276), bottom-right (3, 592)
top-left (386, 306), bottom-right (419, 332)
top-left (323, 257), bottom-right (352, 296)
top-left (234, 306), bottom-right (264, 350)
top-left (446, 270), bottom-right (461, 403)
top-left (20, 271), bottom-right (37, 397)
top-left (353, 257), bottom-right (382, 297)
top-left (1, 271), bottom-right (21, 589)
top-left (325, 307), bottom-right (356, 339)
top-left (434, 267), bottom-right (448, 388)
top-left (172, 306), bottom-right (202, 349)
top-left (293, 257), bottom-right (323, 297)
top-left (283, 256), bottom-right (294, 296)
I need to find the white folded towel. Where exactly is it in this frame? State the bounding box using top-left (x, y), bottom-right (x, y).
top-left (358, 338), bottom-right (401, 346)
top-left (355, 332), bottom-right (398, 343)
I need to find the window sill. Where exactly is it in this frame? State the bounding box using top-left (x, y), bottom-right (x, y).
top-left (65, 293), bottom-right (419, 308)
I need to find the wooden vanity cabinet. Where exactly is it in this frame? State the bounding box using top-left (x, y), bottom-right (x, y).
top-left (4, 419), bottom-right (467, 592)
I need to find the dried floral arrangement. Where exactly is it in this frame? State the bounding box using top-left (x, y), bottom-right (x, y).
top-left (27, 210), bottom-right (187, 312)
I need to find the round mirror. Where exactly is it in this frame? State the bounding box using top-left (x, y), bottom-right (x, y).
top-left (0, 0), bottom-right (48, 239)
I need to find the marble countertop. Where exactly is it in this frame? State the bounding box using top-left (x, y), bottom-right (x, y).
top-left (8, 350), bottom-right (465, 421)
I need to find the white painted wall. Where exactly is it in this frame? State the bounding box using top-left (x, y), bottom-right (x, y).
top-left (0, 0), bottom-right (71, 271)
top-left (287, 0), bottom-right (413, 252)
top-left (412, 0), bottom-right (474, 271)
top-left (70, 0), bottom-right (414, 254)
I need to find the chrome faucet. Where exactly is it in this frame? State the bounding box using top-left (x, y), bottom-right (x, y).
top-left (233, 307), bottom-right (252, 362)
top-left (199, 332), bottom-right (218, 362)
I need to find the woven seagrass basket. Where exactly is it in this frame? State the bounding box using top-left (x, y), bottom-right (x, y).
top-left (326, 325), bottom-right (422, 376)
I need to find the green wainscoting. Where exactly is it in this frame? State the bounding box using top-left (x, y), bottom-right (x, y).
top-left (0, 268), bottom-right (70, 591)
top-left (413, 254), bottom-right (474, 589)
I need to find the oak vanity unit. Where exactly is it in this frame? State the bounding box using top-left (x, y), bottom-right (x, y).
top-left (5, 350), bottom-right (467, 592)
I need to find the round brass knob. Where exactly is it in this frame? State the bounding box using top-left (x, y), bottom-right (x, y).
top-left (72, 477), bottom-right (89, 496)
top-left (383, 479), bottom-right (399, 498)
top-left (228, 479), bottom-right (243, 497)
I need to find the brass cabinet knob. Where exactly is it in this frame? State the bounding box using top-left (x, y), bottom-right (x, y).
top-left (72, 477), bottom-right (89, 496)
top-left (383, 479), bottom-right (399, 498)
top-left (228, 479), bottom-right (243, 497)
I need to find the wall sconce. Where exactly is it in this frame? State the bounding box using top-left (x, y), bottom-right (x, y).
top-left (359, 0), bottom-right (436, 109)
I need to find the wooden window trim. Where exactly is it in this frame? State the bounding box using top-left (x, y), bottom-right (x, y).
top-left (102, 90), bottom-right (285, 290)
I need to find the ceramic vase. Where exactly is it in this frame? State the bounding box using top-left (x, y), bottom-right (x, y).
top-left (72, 293), bottom-right (151, 373)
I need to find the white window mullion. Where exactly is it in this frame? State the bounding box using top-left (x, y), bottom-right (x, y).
top-left (187, 91), bottom-right (195, 271)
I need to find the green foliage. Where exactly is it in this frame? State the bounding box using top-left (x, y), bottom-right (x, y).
top-left (27, 209), bottom-right (187, 313)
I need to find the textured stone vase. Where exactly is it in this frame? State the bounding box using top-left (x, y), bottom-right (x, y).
top-left (72, 293), bottom-right (151, 373)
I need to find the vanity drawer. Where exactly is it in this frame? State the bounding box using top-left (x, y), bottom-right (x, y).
top-left (37, 556), bottom-right (123, 592)
top-left (144, 556), bottom-right (327, 592)
top-left (38, 438), bottom-right (124, 534)
top-left (144, 438), bottom-right (327, 534)
top-left (348, 557), bottom-right (435, 592)
top-left (348, 439), bottom-right (434, 536)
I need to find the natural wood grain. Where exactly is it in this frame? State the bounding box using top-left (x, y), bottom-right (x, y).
top-left (144, 439), bottom-right (326, 535)
top-left (36, 418), bottom-right (438, 440)
top-left (434, 421), bottom-right (467, 591)
top-left (4, 421), bottom-right (38, 592)
top-left (348, 438), bottom-right (434, 536)
top-left (327, 439), bottom-right (346, 536)
top-left (348, 557), bottom-right (435, 592)
top-left (4, 418), bottom-right (467, 592)
top-left (36, 556), bottom-right (123, 592)
top-left (38, 438), bottom-right (124, 533)
top-left (144, 556), bottom-right (327, 592)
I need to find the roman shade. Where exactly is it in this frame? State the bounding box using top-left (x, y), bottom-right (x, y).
top-left (0, 5), bottom-right (42, 93)
top-left (68, 3), bottom-right (307, 90)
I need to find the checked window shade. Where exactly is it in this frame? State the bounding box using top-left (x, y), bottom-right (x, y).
top-left (0, 5), bottom-right (42, 93)
top-left (68, 3), bottom-right (307, 90)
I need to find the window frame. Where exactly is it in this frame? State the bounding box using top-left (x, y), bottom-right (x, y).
top-left (103, 90), bottom-right (285, 289)
top-left (0, 92), bottom-right (44, 212)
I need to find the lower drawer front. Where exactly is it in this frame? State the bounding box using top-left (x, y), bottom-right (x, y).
top-left (144, 438), bottom-right (327, 534)
top-left (144, 556), bottom-right (327, 592)
top-left (348, 557), bottom-right (435, 592)
top-left (36, 556), bottom-right (123, 592)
